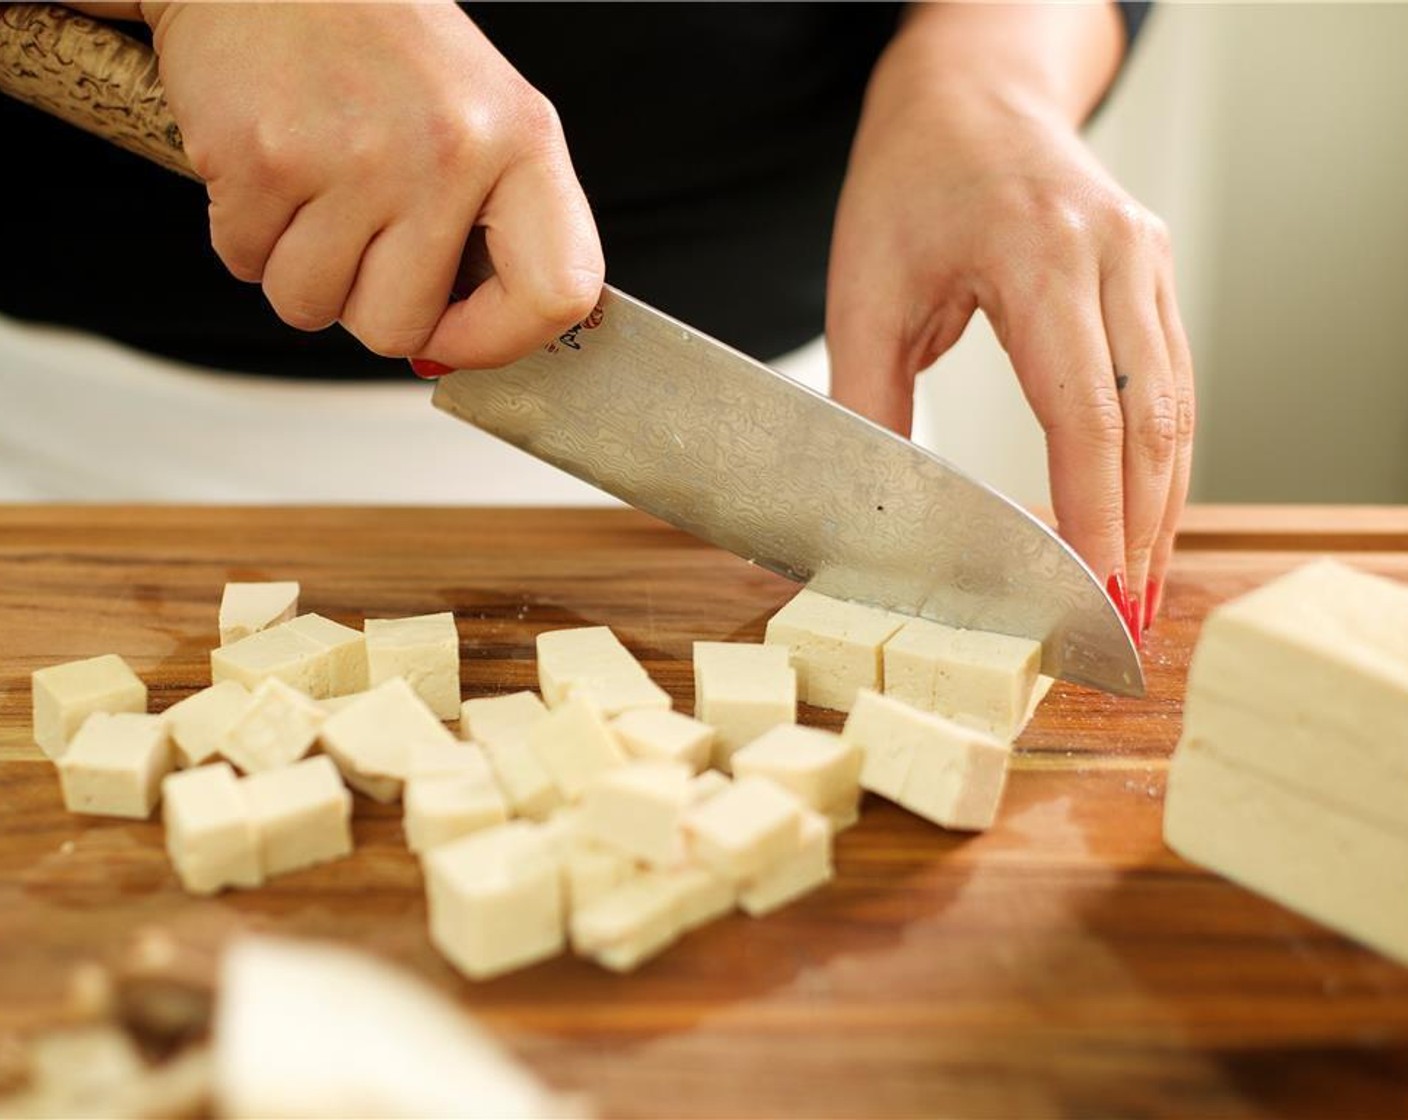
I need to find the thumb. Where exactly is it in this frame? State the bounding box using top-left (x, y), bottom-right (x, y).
top-left (826, 275), bottom-right (975, 438)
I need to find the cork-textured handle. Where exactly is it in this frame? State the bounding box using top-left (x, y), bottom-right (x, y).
top-left (0, 3), bottom-right (197, 180)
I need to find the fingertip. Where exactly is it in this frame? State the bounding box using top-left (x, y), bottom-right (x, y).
top-left (409, 358), bottom-right (454, 379)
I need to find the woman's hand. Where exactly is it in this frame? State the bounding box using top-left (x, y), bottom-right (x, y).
top-left (827, 3), bottom-right (1193, 642)
top-left (141, 1), bottom-right (603, 370)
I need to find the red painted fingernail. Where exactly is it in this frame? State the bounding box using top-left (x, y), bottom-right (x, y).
top-left (409, 358), bottom-right (454, 379)
top-left (1107, 572), bottom-right (1139, 644)
top-left (1128, 591), bottom-right (1143, 650)
top-left (1144, 578), bottom-right (1161, 635)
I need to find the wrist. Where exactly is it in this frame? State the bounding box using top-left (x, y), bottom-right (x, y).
top-left (871, 3), bottom-right (1121, 131)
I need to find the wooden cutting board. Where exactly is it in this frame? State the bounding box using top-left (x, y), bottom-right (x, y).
top-left (3, 504), bottom-right (1407, 1119)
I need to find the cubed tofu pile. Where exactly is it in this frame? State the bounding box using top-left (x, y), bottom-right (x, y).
top-left (32, 582), bottom-right (1054, 979)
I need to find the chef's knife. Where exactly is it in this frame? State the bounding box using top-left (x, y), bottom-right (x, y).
top-left (0, 3), bottom-right (1142, 696)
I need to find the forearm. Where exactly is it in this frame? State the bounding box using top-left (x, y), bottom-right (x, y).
top-left (880, 2), bottom-right (1125, 129)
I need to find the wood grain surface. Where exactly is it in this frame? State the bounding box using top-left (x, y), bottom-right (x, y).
top-left (3, 504), bottom-right (1408, 1119)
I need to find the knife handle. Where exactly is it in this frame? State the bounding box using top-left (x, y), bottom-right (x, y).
top-left (0, 4), bottom-right (197, 180)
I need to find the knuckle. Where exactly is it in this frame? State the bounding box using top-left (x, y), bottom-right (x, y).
top-left (344, 316), bottom-right (435, 359)
top-left (266, 289), bottom-right (339, 333)
top-left (515, 88), bottom-right (565, 147)
top-left (209, 225), bottom-right (265, 284)
top-left (526, 265), bottom-right (605, 331)
top-left (1131, 392), bottom-right (1180, 467)
top-left (1175, 386), bottom-right (1198, 441)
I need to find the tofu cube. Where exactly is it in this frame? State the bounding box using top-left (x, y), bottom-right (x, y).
top-left (283, 614), bottom-right (369, 697)
top-left (239, 755), bottom-right (352, 878)
top-left (162, 762), bottom-right (262, 894)
top-left (668, 864), bottom-right (737, 931)
top-left (212, 625), bottom-right (326, 697)
top-left (536, 626), bottom-right (669, 715)
top-left (404, 773), bottom-right (509, 854)
top-left (580, 761), bottom-right (693, 867)
top-left (823, 795), bottom-right (862, 834)
top-left (691, 769), bottom-right (732, 804)
top-left (683, 775), bottom-right (804, 881)
top-left (320, 677), bottom-right (458, 803)
top-left (764, 588), bottom-right (904, 712)
top-left (843, 688), bottom-right (1011, 831)
top-left (162, 680), bottom-right (250, 768)
top-left (570, 872), bottom-right (684, 972)
top-left (692, 641), bottom-right (796, 771)
top-left (565, 672), bottom-right (672, 717)
top-left (527, 695), bottom-right (627, 802)
top-left (882, 616), bottom-right (1041, 741)
top-left (218, 581), bottom-right (299, 646)
top-left (536, 626), bottom-right (633, 705)
top-left (424, 822), bottom-right (564, 980)
top-left (403, 743), bottom-right (507, 854)
top-left (562, 842), bottom-right (638, 912)
top-left (463, 692), bottom-right (561, 821)
top-left (220, 678), bottom-right (324, 775)
top-left (612, 708), bottom-right (714, 773)
top-left (739, 809), bottom-right (832, 916)
top-left (32, 654), bottom-right (147, 760)
top-left (57, 712), bottom-right (174, 819)
top-left (364, 612), bottom-right (460, 720)
top-left (730, 724), bottom-right (862, 812)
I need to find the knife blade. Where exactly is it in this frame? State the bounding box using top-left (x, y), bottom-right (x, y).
top-left (432, 288), bottom-right (1143, 697)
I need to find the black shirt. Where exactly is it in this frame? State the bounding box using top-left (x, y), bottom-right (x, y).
top-left (0, 3), bottom-right (1148, 377)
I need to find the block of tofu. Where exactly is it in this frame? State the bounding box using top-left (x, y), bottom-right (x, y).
top-left (239, 755), bottom-right (352, 878)
top-left (218, 581), bottom-right (299, 646)
top-left (364, 612), bottom-right (461, 720)
top-left (283, 614), bottom-right (369, 697)
top-left (462, 691), bottom-right (562, 820)
top-left (683, 775), bottom-right (804, 881)
top-left (536, 626), bottom-right (639, 704)
top-left (403, 771), bottom-right (509, 854)
top-left (319, 677), bottom-right (457, 802)
top-left (580, 761), bottom-right (693, 867)
top-left (739, 809), bottom-right (832, 917)
top-left (570, 872), bottom-right (683, 972)
top-left (612, 708), bottom-right (714, 772)
top-left (212, 624), bottom-right (326, 697)
top-left (562, 842), bottom-right (638, 912)
top-left (692, 641), bottom-right (797, 771)
top-left (162, 762), bottom-right (262, 894)
top-left (843, 688), bottom-right (1011, 831)
top-left (731, 724), bottom-right (862, 812)
top-left (424, 822), bottom-right (564, 980)
top-left (1181, 559), bottom-right (1408, 831)
top-left (882, 616), bottom-right (1042, 741)
top-left (220, 678), bottom-right (324, 775)
top-left (58, 712), bottom-right (174, 819)
top-left (162, 680), bottom-right (250, 768)
top-left (528, 694), bottom-right (627, 802)
top-left (1165, 738), bottom-right (1408, 966)
top-left (32, 653), bottom-right (147, 760)
top-left (764, 588), bottom-right (905, 712)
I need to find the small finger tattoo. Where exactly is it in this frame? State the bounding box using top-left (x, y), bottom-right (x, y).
top-left (1115, 372), bottom-right (1130, 392)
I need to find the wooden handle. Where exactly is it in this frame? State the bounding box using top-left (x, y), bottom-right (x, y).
top-left (0, 3), bottom-right (196, 180)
